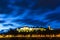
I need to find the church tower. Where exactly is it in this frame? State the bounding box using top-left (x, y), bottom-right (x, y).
top-left (48, 25), bottom-right (53, 30)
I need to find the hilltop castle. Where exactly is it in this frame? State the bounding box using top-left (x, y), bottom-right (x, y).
top-left (16, 25), bottom-right (53, 32)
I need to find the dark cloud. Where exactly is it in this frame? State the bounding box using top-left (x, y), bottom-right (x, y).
top-left (15, 8), bottom-right (25, 16)
top-left (14, 0), bottom-right (60, 10)
top-left (0, 0), bottom-right (13, 14)
top-left (3, 24), bottom-right (13, 26)
top-left (0, 0), bottom-right (9, 8)
top-left (0, 20), bottom-right (5, 23)
top-left (0, 8), bottom-right (13, 14)
top-left (14, 19), bottom-right (47, 26)
top-left (45, 13), bottom-right (60, 22)
top-left (0, 0), bottom-right (60, 30)
top-left (14, 0), bottom-right (31, 8)
top-left (13, 0), bottom-right (60, 17)
top-left (32, 0), bottom-right (60, 10)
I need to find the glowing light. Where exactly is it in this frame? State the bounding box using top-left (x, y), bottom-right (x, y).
top-left (39, 28), bottom-right (46, 31)
top-left (29, 28), bottom-right (33, 31)
top-left (0, 34), bottom-right (60, 38)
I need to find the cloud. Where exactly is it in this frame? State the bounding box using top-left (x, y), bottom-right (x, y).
top-left (45, 13), bottom-right (60, 22)
top-left (0, 0), bottom-right (60, 33)
top-left (14, 18), bottom-right (47, 26)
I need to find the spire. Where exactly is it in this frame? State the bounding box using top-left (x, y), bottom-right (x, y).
top-left (48, 25), bottom-right (51, 30)
top-left (48, 25), bottom-right (53, 30)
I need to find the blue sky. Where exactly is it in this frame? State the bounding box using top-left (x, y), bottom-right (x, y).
top-left (0, 0), bottom-right (60, 33)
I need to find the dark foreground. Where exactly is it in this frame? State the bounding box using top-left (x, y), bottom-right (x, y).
top-left (0, 37), bottom-right (60, 40)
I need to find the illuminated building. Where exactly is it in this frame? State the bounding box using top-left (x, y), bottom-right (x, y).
top-left (16, 26), bottom-right (53, 32)
top-left (39, 28), bottom-right (46, 31)
top-left (17, 27), bottom-right (33, 32)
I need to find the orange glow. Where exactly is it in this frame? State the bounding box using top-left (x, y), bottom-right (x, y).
top-left (0, 34), bottom-right (60, 38)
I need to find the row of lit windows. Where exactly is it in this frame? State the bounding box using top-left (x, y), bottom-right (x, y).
top-left (15, 25), bottom-right (54, 32)
top-left (16, 27), bottom-right (48, 32)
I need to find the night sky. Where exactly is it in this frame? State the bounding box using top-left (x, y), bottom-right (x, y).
top-left (0, 0), bottom-right (60, 33)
